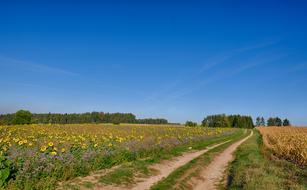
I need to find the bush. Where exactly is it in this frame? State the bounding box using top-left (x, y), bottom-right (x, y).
top-left (12, 110), bottom-right (32, 125)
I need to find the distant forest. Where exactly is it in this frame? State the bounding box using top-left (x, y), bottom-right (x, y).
top-left (202, 114), bottom-right (255, 128)
top-left (0, 111), bottom-right (168, 125)
top-left (201, 114), bottom-right (291, 128)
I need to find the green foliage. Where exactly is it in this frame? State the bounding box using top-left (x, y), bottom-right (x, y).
top-left (283, 118), bottom-right (291, 126)
top-left (260, 117), bottom-right (266, 126)
top-left (0, 156), bottom-right (12, 188)
top-left (258, 117), bottom-right (290, 127)
top-left (185, 121), bottom-right (197, 127)
top-left (0, 111), bottom-right (168, 125)
top-left (267, 117), bottom-right (283, 126)
top-left (202, 114), bottom-right (230, 128)
top-left (256, 117), bottom-right (261, 127)
top-left (228, 115), bottom-right (254, 128)
top-left (202, 114), bottom-right (254, 128)
top-left (255, 117), bottom-right (265, 127)
top-left (12, 110), bottom-right (32, 125)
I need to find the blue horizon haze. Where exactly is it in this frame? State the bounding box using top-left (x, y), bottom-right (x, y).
top-left (1, 0), bottom-right (307, 125)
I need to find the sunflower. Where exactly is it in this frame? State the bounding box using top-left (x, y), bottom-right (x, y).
top-left (40, 145), bottom-right (47, 152)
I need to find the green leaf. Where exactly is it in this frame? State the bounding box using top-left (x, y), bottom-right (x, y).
top-left (0, 168), bottom-right (10, 181)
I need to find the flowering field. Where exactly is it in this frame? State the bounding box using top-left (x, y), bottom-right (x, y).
top-left (257, 127), bottom-right (307, 167)
top-left (0, 124), bottom-right (236, 189)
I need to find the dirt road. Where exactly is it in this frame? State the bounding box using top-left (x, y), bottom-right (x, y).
top-left (192, 130), bottom-right (253, 190)
top-left (132, 140), bottom-right (230, 190)
top-left (60, 140), bottom-right (230, 190)
top-left (59, 131), bottom-right (252, 190)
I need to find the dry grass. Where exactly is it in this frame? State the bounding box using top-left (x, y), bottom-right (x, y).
top-left (257, 126), bottom-right (307, 167)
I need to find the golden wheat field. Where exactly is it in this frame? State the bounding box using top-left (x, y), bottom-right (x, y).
top-left (257, 126), bottom-right (307, 167)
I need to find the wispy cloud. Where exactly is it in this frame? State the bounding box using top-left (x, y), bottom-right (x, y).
top-left (143, 41), bottom-right (279, 105)
top-left (168, 53), bottom-right (284, 99)
top-left (198, 41), bottom-right (278, 73)
top-left (0, 55), bottom-right (78, 76)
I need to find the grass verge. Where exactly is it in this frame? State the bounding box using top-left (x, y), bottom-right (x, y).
top-left (227, 130), bottom-right (307, 190)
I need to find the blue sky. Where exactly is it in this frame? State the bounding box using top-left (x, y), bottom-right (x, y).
top-left (1, 0), bottom-right (307, 125)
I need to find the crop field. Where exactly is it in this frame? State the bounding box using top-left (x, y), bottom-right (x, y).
top-left (227, 129), bottom-right (307, 190)
top-left (0, 124), bottom-right (236, 189)
top-left (257, 127), bottom-right (307, 167)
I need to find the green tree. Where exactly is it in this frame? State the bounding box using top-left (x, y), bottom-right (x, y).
top-left (202, 114), bottom-right (230, 128)
top-left (228, 115), bottom-right (254, 128)
top-left (260, 117), bottom-right (266, 126)
top-left (185, 121), bottom-right (197, 127)
top-left (275, 117), bottom-right (282, 126)
top-left (0, 111), bottom-right (169, 125)
top-left (267, 117), bottom-right (282, 126)
top-left (283, 118), bottom-right (290, 126)
top-left (12, 110), bottom-right (32, 125)
top-left (267, 117), bottom-right (274, 126)
top-left (255, 117), bottom-right (261, 127)
top-left (256, 116), bottom-right (266, 126)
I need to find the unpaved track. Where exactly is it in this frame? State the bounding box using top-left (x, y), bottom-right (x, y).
top-left (132, 140), bottom-right (230, 190)
top-left (192, 130), bottom-right (253, 190)
top-left (70, 140), bottom-right (230, 190)
top-left (59, 132), bottom-right (251, 190)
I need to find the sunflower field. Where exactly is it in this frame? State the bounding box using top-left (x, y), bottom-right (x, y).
top-left (0, 124), bottom-right (236, 189)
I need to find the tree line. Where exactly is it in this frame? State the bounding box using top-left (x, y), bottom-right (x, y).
top-left (255, 116), bottom-right (291, 127)
top-left (201, 114), bottom-right (254, 128)
top-left (185, 121), bottom-right (198, 127)
top-left (0, 110), bottom-right (169, 125)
